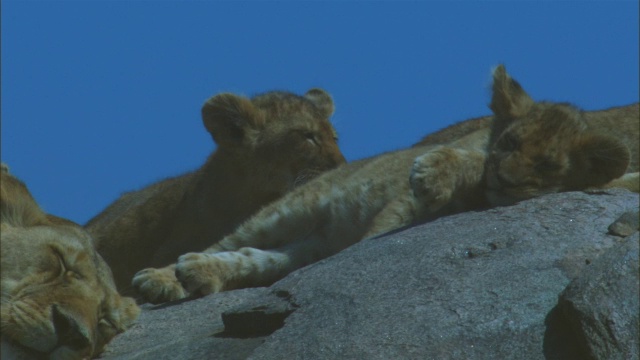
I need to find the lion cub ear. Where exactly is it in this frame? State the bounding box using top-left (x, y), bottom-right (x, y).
top-left (489, 65), bottom-right (535, 121)
top-left (303, 88), bottom-right (335, 118)
top-left (1, 171), bottom-right (50, 227)
top-left (201, 93), bottom-right (264, 147)
top-left (571, 134), bottom-right (630, 187)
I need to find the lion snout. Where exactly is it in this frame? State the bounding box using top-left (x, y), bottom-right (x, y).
top-left (51, 304), bottom-right (94, 356)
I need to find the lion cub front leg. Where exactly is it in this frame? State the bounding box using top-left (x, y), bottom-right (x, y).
top-left (175, 235), bottom-right (329, 297)
top-left (410, 147), bottom-right (486, 212)
top-left (132, 264), bottom-right (187, 304)
top-left (174, 248), bottom-right (289, 296)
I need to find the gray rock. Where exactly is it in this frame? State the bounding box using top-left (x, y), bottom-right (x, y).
top-left (100, 288), bottom-right (271, 360)
top-left (247, 190), bottom-right (638, 360)
top-left (91, 190), bottom-right (640, 359)
top-left (94, 190), bottom-right (638, 360)
top-left (608, 210), bottom-right (639, 237)
top-left (556, 233), bottom-right (639, 360)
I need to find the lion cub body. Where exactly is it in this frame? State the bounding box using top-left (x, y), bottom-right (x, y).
top-left (137, 66), bottom-right (638, 303)
top-left (0, 166), bottom-right (139, 359)
top-left (412, 66), bottom-right (638, 208)
top-left (86, 89), bottom-right (345, 300)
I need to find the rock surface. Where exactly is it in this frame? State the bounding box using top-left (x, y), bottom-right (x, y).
top-left (10, 189), bottom-right (632, 360)
top-left (95, 189), bottom-right (639, 360)
top-left (608, 210), bottom-right (640, 237)
top-left (557, 232), bottom-right (639, 360)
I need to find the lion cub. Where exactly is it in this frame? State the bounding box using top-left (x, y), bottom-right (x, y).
top-left (1, 165), bottom-right (139, 359)
top-left (139, 66), bottom-right (638, 303)
top-left (86, 89), bottom-right (345, 302)
top-left (411, 65), bottom-right (638, 209)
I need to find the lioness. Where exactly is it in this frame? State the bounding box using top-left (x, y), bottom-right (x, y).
top-left (133, 66), bottom-right (637, 304)
top-left (0, 165), bottom-right (139, 359)
top-left (86, 89), bottom-right (346, 303)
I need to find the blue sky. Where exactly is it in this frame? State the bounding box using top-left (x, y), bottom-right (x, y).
top-left (2, 1), bottom-right (638, 225)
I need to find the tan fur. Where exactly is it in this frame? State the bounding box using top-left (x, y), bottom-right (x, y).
top-left (0, 166), bottom-right (139, 359)
top-left (133, 66), bottom-right (639, 304)
top-left (85, 89), bottom-right (345, 303)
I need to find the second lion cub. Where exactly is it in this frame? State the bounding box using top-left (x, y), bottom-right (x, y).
top-left (86, 89), bottom-right (345, 302)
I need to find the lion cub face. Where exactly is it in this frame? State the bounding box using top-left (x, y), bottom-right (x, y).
top-left (485, 66), bottom-right (630, 206)
top-left (0, 171), bottom-right (139, 359)
top-left (202, 88), bottom-right (346, 194)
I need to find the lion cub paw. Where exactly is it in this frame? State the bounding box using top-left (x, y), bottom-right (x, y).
top-left (132, 265), bottom-right (187, 304)
top-left (174, 252), bottom-right (227, 297)
top-left (410, 148), bottom-right (459, 212)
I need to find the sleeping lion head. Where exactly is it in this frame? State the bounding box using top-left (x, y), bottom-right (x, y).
top-left (0, 167), bottom-right (139, 359)
top-left (484, 65), bottom-right (632, 206)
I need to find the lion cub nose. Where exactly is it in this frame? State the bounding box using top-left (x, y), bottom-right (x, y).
top-left (51, 305), bottom-right (92, 352)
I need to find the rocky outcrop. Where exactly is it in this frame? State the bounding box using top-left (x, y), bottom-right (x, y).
top-left (95, 189), bottom-right (638, 360)
top-left (7, 190), bottom-right (637, 359)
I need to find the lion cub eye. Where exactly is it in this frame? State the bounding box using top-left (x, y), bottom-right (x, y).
top-left (302, 131), bottom-right (319, 146)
